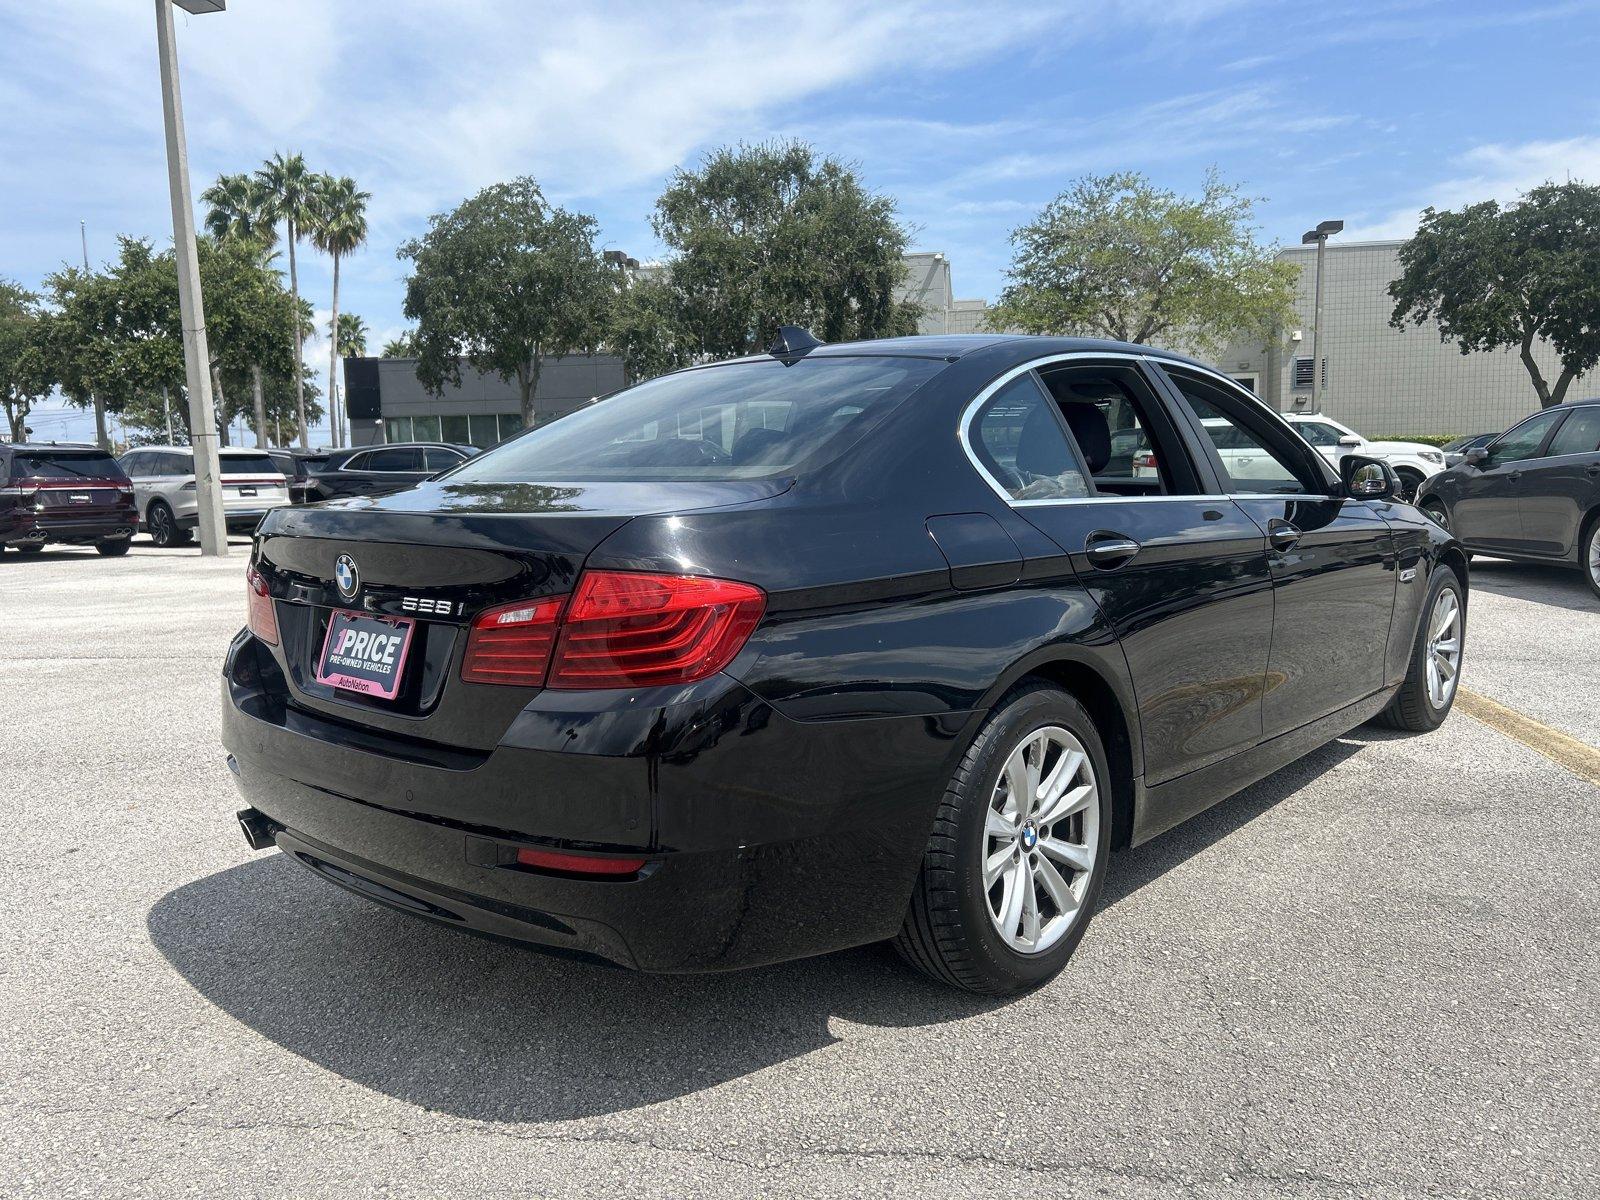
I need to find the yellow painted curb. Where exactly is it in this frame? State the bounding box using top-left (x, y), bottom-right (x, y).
top-left (1455, 689), bottom-right (1600, 787)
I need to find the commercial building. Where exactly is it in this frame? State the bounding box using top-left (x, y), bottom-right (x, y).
top-left (897, 251), bottom-right (996, 334)
top-left (1214, 239), bottom-right (1599, 437)
top-left (342, 353), bottom-right (627, 447)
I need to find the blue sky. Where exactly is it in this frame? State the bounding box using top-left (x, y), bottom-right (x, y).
top-left (5, 0), bottom-right (1600, 444)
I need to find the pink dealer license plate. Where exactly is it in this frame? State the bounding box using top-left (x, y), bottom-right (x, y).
top-left (314, 610), bottom-right (415, 700)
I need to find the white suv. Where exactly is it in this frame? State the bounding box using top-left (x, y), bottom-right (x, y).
top-left (1282, 414), bottom-right (1445, 498)
top-left (117, 446), bottom-right (290, 546)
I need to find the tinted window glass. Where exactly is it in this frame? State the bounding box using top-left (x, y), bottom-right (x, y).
top-left (363, 447), bottom-right (423, 471)
top-left (161, 452), bottom-right (193, 475)
top-left (970, 374), bottom-right (1089, 501)
top-left (10, 451), bottom-right (125, 481)
top-left (1547, 408), bottom-right (1600, 456)
top-left (1166, 370), bottom-right (1317, 495)
top-left (1488, 410), bottom-right (1562, 463)
top-left (424, 447), bottom-right (465, 471)
top-left (412, 415), bottom-right (442, 442)
top-left (441, 415), bottom-right (471, 445)
top-left (219, 453), bottom-right (281, 476)
top-left (1295, 421), bottom-right (1344, 448)
top-left (450, 357), bottom-right (944, 483)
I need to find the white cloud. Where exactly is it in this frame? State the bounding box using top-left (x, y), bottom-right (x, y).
top-left (1349, 135), bottom-right (1600, 239)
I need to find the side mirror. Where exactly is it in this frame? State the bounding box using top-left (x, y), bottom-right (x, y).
top-left (1341, 454), bottom-right (1397, 500)
top-left (1337, 434), bottom-right (1363, 447)
top-left (1463, 446), bottom-right (1489, 466)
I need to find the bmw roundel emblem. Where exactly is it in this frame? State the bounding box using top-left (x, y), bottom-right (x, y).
top-left (334, 554), bottom-right (359, 600)
top-left (1020, 822), bottom-right (1039, 851)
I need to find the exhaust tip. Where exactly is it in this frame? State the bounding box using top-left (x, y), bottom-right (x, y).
top-left (237, 807), bottom-right (280, 852)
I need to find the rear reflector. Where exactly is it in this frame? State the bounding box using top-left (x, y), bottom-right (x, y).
top-left (514, 846), bottom-right (647, 877)
top-left (246, 565), bottom-right (279, 645)
top-left (461, 596), bottom-right (565, 686)
top-left (547, 571), bottom-right (766, 689)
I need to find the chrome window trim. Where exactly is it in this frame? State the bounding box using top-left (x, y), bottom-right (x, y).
top-left (957, 350), bottom-right (1329, 508)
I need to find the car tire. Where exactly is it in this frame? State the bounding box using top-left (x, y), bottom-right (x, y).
top-left (1375, 566), bottom-right (1465, 733)
top-left (1581, 511), bottom-right (1600, 601)
top-left (894, 682), bottom-right (1111, 994)
top-left (96, 540), bottom-right (132, 557)
top-left (16, 543), bottom-right (43, 555)
top-left (1420, 499), bottom-right (1450, 532)
top-left (147, 500), bottom-right (190, 548)
top-left (1395, 468), bottom-right (1425, 502)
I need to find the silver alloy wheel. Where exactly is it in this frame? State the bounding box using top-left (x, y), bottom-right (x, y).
top-left (983, 725), bottom-right (1100, 955)
top-left (1425, 587), bottom-right (1462, 709)
top-left (150, 504), bottom-right (171, 546)
top-left (1589, 524), bottom-right (1600, 588)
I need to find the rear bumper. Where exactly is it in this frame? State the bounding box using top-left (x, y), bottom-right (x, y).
top-left (175, 506), bottom-right (286, 533)
top-left (1, 512), bottom-right (137, 544)
top-left (220, 630), bottom-right (976, 972)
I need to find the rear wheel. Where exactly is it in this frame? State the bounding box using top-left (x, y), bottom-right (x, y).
top-left (894, 683), bottom-right (1110, 994)
top-left (147, 500), bottom-right (190, 548)
top-left (16, 543), bottom-right (43, 555)
top-left (96, 539), bottom-right (132, 557)
top-left (1376, 567), bottom-right (1464, 732)
top-left (1582, 512), bottom-right (1600, 601)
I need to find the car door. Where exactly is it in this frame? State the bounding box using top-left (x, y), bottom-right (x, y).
top-left (119, 452), bottom-right (151, 514)
top-left (1516, 406), bottom-right (1600, 558)
top-left (1157, 366), bottom-right (1398, 740)
top-left (1452, 409), bottom-right (1564, 550)
top-left (971, 358), bottom-right (1275, 789)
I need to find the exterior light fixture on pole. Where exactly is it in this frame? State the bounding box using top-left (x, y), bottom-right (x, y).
top-left (154, 0), bottom-right (228, 556)
top-left (1300, 219), bottom-right (1343, 414)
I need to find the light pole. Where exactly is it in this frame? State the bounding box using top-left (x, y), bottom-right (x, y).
top-left (154, 0), bottom-right (228, 556)
top-left (1301, 219), bottom-right (1343, 414)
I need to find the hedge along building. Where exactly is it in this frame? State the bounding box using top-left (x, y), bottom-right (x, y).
top-left (1213, 239), bottom-right (1600, 438)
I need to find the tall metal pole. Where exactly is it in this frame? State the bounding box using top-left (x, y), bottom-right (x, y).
top-left (80, 221), bottom-right (90, 271)
top-left (163, 386), bottom-right (174, 444)
top-left (1309, 234), bottom-right (1327, 414)
top-left (154, 0), bottom-right (226, 556)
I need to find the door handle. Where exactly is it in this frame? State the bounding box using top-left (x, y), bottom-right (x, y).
top-left (1267, 520), bottom-right (1301, 552)
top-left (1508, 471), bottom-right (1522, 483)
top-left (1586, 465), bottom-right (1600, 477)
top-left (1084, 532), bottom-right (1141, 568)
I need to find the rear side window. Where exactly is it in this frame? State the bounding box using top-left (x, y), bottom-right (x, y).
top-left (447, 356), bottom-right (945, 483)
top-left (1548, 408), bottom-right (1600, 456)
top-left (362, 448), bottom-right (423, 471)
top-left (423, 448), bottom-right (465, 471)
top-left (220, 453), bottom-right (281, 476)
top-left (970, 374), bottom-right (1090, 501)
top-left (10, 451), bottom-right (126, 481)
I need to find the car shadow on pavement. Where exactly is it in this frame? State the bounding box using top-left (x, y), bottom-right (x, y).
top-left (1466, 558), bottom-right (1595, 613)
top-left (147, 735), bottom-right (1368, 1122)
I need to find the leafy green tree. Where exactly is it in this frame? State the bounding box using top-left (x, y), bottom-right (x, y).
top-left (335, 312), bottom-right (368, 357)
top-left (255, 152), bottom-right (320, 446)
top-left (987, 169), bottom-right (1297, 357)
top-left (381, 329), bottom-right (419, 357)
top-left (201, 173), bottom-right (277, 246)
top-left (613, 141), bottom-right (918, 378)
top-left (1389, 181), bottom-right (1600, 409)
top-left (399, 177), bottom-right (616, 424)
top-left (34, 263), bottom-right (126, 448)
top-left (311, 174), bottom-right (370, 446)
top-left (0, 280), bottom-right (51, 442)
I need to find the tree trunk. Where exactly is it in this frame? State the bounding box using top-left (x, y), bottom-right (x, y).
top-left (212, 363), bottom-right (231, 447)
top-left (91, 392), bottom-right (108, 450)
top-left (252, 364), bottom-right (268, 448)
top-left (288, 218), bottom-right (309, 449)
top-left (519, 349), bottom-right (543, 429)
top-left (328, 252), bottom-right (342, 448)
top-left (1518, 329), bottom-right (1557, 407)
top-left (5, 393), bottom-right (28, 441)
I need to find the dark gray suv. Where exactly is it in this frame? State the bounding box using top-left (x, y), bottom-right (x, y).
top-left (1416, 399), bottom-right (1600, 599)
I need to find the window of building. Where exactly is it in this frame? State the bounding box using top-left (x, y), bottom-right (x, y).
top-left (441, 415), bottom-right (470, 445)
top-left (412, 414), bottom-right (442, 442)
top-left (385, 412), bottom-right (529, 448)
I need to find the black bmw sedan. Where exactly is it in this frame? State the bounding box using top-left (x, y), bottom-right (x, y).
top-left (1416, 399), bottom-right (1600, 599)
top-left (223, 332), bottom-right (1467, 993)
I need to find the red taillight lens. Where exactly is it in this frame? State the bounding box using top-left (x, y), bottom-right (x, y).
top-left (1134, 453), bottom-right (1157, 469)
top-left (461, 596), bottom-right (565, 686)
top-left (547, 570), bottom-right (766, 689)
top-left (514, 846), bottom-right (647, 877)
top-left (246, 565), bottom-right (279, 645)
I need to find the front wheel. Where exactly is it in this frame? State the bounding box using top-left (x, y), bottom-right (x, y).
top-left (1581, 512), bottom-right (1600, 601)
top-left (1420, 499), bottom-right (1450, 532)
top-left (1395, 468), bottom-right (1425, 502)
top-left (894, 683), bottom-right (1111, 994)
top-left (147, 500), bottom-right (191, 548)
top-left (1376, 567), bottom-right (1465, 732)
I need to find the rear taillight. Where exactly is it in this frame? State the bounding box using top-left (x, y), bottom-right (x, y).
top-left (461, 596), bottom-right (565, 686)
top-left (1134, 453), bottom-right (1157, 469)
top-left (246, 566), bottom-right (279, 645)
top-left (547, 571), bottom-right (766, 689)
top-left (459, 571), bottom-right (766, 690)
top-left (514, 846), bottom-right (647, 877)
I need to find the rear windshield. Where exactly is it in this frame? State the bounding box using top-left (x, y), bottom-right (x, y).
top-left (219, 453), bottom-right (282, 476)
top-left (9, 451), bottom-right (125, 481)
top-left (444, 356), bottom-right (945, 483)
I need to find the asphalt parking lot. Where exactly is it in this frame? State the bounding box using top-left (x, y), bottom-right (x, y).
top-left (2, 540), bottom-right (1597, 1199)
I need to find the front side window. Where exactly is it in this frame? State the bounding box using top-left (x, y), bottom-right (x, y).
top-left (970, 374), bottom-right (1090, 501)
top-left (448, 356), bottom-right (944, 483)
top-left (1166, 370), bottom-right (1319, 495)
top-left (1487, 410), bottom-right (1562, 465)
top-left (1547, 408), bottom-right (1600, 456)
top-left (1295, 421), bottom-right (1345, 448)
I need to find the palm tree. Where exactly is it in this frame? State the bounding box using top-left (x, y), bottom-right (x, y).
top-left (335, 312), bottom-right (369, 358)
top-left (200, 173), bottom-right (275, 246)
top-left (254, 152), bottom-right (319, 448)
top-left (310, 175), bottom-right (370, 448)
